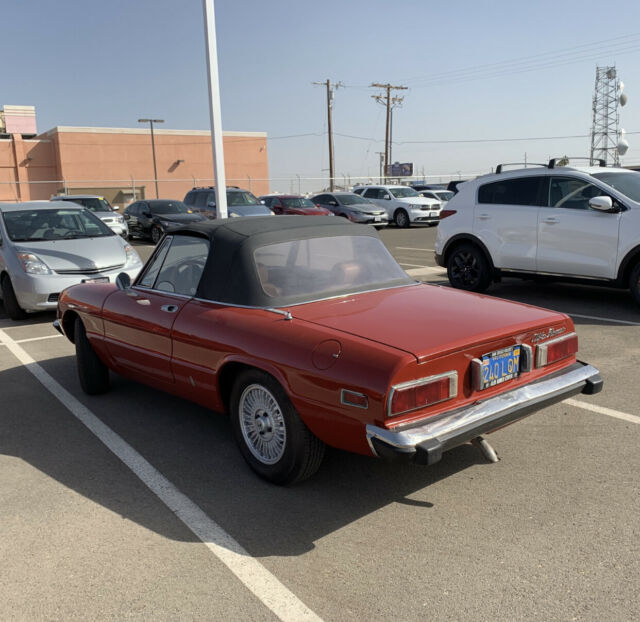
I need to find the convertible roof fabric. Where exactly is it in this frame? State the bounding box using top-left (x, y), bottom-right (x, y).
top-left (170, 216), bottom-right (413, 307)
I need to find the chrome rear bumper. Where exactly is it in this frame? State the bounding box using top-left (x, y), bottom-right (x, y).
top-left (366, 361), bottom-right (602, 465)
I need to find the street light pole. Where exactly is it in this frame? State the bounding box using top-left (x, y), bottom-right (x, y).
top-left (138, 118), bottom-right (164, 198)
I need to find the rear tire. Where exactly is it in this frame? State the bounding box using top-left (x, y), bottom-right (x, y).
top-left (629, 262), bottom-right (640, 307)
top-left (1, 275), bottom-right (27, 320)
top-left (151, 226), bottom-right (163, 244)
top-left (75, 317), bottom-right (110, 395)
top-left (394, 209), bottom-right (410, 228)
top-left (230, 369), bottom-right (325, 485)
top-left (446, 243), bottom-right (492, 292)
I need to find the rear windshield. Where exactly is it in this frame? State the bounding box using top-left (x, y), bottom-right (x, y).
top-left (591, 171), bottom-right (640, 203)
top-left (282, 198), bottom-right (316, 209)
top-left (254, 235), bottom-right (411, 300)
top-left (227, 191), bottom-right (260, 206)
top-left (2, 208), bottom-right (113, 241)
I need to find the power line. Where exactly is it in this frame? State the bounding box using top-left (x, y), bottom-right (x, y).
top-left (370, 83), bottom-right (407, 178)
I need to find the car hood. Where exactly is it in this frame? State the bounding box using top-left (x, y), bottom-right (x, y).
top-left (346, 203), bottom-right (385, 213)
top-left (155, 213), bottom-right (204, 223)
top-left (397, 197), bottom-right (440, 206)
top-left (14, 236), bottom-right (127, 271)
top-left (291, 284), bottom-right (568, 361)
top-left (93, 211), bottom-right (121, 220)
top-left (286, 207), bottom-right (332, 215)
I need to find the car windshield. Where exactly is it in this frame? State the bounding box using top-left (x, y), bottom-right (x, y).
top-left (282, 198), bottom-right (316, 209)
top-left (227, 191), bottom-right (260, 206)
top-left (2, 208), bottom-right (114, 241)
top-left (591, 171), bottom-right (640, 203)
top-left (63, 197), bottom-right (113, 212)
top-left (230, 205), bottom-right (273, 216)
top-left (390, 187), bottom-right (419, 198)
top-left (254, 235), bottom-right (411, 300)
top-left (337, 194), bottom-right (368, 206)
top-left (149, 201), bottom-right (190, 215)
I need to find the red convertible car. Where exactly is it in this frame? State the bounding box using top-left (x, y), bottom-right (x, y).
top-left (55, 217), bottom-right (602, 484)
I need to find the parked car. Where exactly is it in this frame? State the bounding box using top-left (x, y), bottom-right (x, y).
top-left (260, 195), bottom-right (333, 216)
top-left (412, 184), bottom-right (448, 191)
top-left (55, 216), bottom-right (601, 484)
top-left (50, 194), bottom-right (128, 237)
top-left (447, 180), bottom-right (469, 194)
top-left (123, 199), bottom-right (206, 243)
top-left (352, 184), bottom-right (440, 227)
top-left (435, 158), bottom-right (640, 305)
top-left (0, 201), bottom-right (142, 319)
top-left (310, 191), bottom-right (389, 227)
top-left (417, 189), bottom-right (454, 205)
top-left (184, 186), bottom-right (274, 219)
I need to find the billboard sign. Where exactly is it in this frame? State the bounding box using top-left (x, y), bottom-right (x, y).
top-left (387, 162), bottom-right (413, 177)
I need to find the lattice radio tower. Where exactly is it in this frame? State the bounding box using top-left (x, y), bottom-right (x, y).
top-left (589, 66), bottom-right (628, 166)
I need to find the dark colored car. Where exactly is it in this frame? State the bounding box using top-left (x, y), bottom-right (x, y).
top-left (260, 195), bottom-right (333, 216)
top-left (447, 180), bottom-right (469, 194)
top-left (184, 187), bottom-right (274, 219)
top-left (311, 192), bottom-right (389, 227)
top-left (123, 199), bottom-right (205, 243)
top-left (55, 216), bottom-right (602, 484)
top-left (411, 184), bottom-right (447, 191)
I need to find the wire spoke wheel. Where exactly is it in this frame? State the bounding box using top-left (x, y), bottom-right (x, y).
top-left (239, 384), bottom-right (287, 465)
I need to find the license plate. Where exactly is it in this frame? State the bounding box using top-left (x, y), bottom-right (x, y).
top-left (478, 345), bottom-right (520, 390)
top-left (82, 276), bottom-right (109, 283)
top-left (374, 216), bottom-right (381, 222)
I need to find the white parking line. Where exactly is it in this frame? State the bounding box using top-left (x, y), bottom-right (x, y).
top-left (0, 328), bottom-right (322, 622)
top-left (565, 398), bottom-right (640, 425)
top-left (399, 262), bottom-right (429, 268)
top-left (0, 334), bottom-right (63, 346)
top-left (395, 247), bottom-right (434, 252)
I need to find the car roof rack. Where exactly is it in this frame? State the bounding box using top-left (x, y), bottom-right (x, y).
top-left (495, 162), bottom-right (547, 174)
top-left (548, 157), bottom-right (606, 168)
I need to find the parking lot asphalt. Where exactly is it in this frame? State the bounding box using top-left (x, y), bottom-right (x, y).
top-left (1, 225), bottom-right (638, 621)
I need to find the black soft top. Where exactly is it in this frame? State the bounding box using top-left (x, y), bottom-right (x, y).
top-left (168, 215), bottom-right (412, 307)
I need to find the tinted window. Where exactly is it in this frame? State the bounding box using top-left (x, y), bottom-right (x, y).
top-left (184, 192), bottom-right (196, 205)
top-left (548, 177), bottom-right (604, 210)
top-left (312, 194), bottom-right (330, 204)
top-left (149, 201), bottom-right (189, 215)
top-left (194, 192), bottom-right (208, 208)
top-left (363, 188), bottom-right (380, 199)
top-left (227, 191), bottom-right (259, 206)
top-left (282, 198), bottom-right (316, 209)
top-left (338, 194), bottom-right (368, 206)
top-left (478, 177), bottom-right (545, 206)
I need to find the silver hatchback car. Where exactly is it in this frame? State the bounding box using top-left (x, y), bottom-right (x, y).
top-left (0, 201), bottom-right (142, 320)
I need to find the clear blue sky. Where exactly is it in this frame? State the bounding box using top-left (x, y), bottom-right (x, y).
top-left (5, 0), bottom-right (640, 189)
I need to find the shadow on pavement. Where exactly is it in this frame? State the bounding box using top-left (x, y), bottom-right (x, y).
top-left (2, 354), bottom-right (487, 557)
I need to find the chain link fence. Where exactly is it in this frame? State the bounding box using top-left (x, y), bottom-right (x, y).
top-left (0, 172), bottom-right (481, 207)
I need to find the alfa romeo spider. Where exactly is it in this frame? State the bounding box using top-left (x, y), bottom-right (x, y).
top-left (55, 216), bottom-right (602, 484)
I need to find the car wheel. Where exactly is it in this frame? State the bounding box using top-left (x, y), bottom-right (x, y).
top-left (394, 209), bottom-right (410, 228)
top-left (629, 262), bottom-right (640, 306)
top-left (230, 369), bottom-right (325, 485)
top-left (446, 243), bottom-right (492, 292)
top-left (75, 316), bottom-right (110, 395)
top-left (151, 226), bottom-right (163, 244)
top-left (1, 274), bottom-right (27, 320)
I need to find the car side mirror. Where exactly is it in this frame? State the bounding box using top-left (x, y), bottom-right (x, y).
top-left (113, 205), bottom-right (120, 211)
top-left (115, 272), bottom-right (131, 290)
top-left (329, 201), bottom-right (338, 206)
top-left (260, 200), bottom-right (266, 205)
top-left (207, 201), bottom-right (216, 208)
top-left (384, 194), bottom-right (391, 200)
top-left (142, 211), bottom-right (152, 218)
top-left (589, 196), bottom-right (614, 212)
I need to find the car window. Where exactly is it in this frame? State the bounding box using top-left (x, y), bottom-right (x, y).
top-left (227, 191), bottom-right (260, 206)
top-left (149, 201), bottom-right (190, 215)
top-left (339, 193), bottom-right (368, 206)
top-left (591, 171), bottom-right (640, 202)
top-left (194, 192), bottom-right (209, 208)
top-left (254, 235), bottom-right (409, 299)
top-left (139, 235), bottom-right (209, 296)
top-left (363, 188), bottom-right (380, 199)
top-left (282, 198), bottom-right (316, 209)
top-left (548, 177), bottom-right (605, 210)
top-left (478, 176), bottom-right (545, 206)
top-left (2, 208), bottom-right (113, 241)
top-left (261, 197), bottom-right (274, 207)
top-left (137, 236), bottom-right (173, 288)
top-left (184, 192), bottom-right (196, 206)
top-left (389, 187), bottom-right (419, 198)
top-left (68, 197), bottom-right (113, 212)
top-left (312, 194), bottom-right (329, 204)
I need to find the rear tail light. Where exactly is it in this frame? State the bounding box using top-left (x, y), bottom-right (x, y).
top-left (440, 209), bottom-right (457, 219)
top-left (388, 372), bottom-right (457, 417)
top-left (535, 332), bottom-right (578, 368)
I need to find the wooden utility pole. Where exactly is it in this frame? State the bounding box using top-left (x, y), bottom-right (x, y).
top-left (371, 83), bottom-right (407, 181)
top-left (313, 79), bottom-right (342, 191)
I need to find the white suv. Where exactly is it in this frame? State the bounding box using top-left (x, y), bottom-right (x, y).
top-left (434, 159), bottom-right (640, 305)
top-left (353, 185), bottom-right (440, 227)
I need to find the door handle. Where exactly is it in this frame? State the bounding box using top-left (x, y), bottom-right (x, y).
top-left (542, 217), bottom-right (559, 224)
top-left (478, 213), bottom-right (490, 220)
top-left (160, 304), bottom-right (179, 313)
